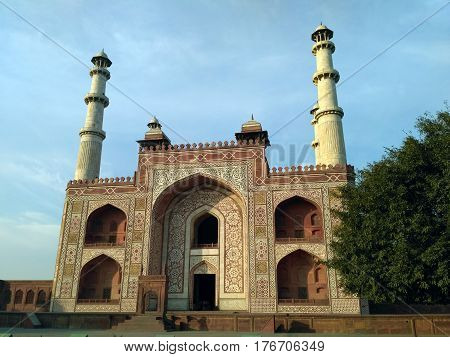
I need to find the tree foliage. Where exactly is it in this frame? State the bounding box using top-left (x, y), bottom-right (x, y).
top-left (328, 108), bottom-right (449, 304)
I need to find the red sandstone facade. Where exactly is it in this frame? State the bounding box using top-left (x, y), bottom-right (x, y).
top-left (2, 25), bottom-right (368, 317)
top-left (0, 280), bottom-right (52, 312)
top-left (48, 131), bottom-right (365, 315)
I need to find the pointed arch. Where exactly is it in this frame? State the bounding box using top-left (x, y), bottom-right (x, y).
top-left (81, 251), bottom-right (124, 267)
top-left (77, 254), bottom-right (122, 304)
top-left (87, 201), bottom-right (130, 218)
top-left (189, 260), bottom-right (219, 311)
top-left (14, 289), bottom-right (23, 304)
top-left (276, 249), bottom-right (329, 305)
top-left (273, 191), bottom-right (322, 209)
top-left (149, 173), bottom-right (246, 276)
top-left (192, 211), bottom-right (219, 248)
top-left (153, 172), bottom-right (247, 209)
top-left (25, 290), bottom-right (34, 304)
top-left (274, 195), bottom-right (323, 242)
top-left (37, 290), bottom-right (46, 305)
top-left (85, 204), bottom-right (127, 246)
top-left (191, 260), bottom-right (218, 275)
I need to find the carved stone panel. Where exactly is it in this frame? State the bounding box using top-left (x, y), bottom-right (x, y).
top-left (166, 189), bottom-right (245, 294)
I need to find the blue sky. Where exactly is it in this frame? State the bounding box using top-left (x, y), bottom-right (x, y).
top-left (0, 0), bottom-right (448, 279)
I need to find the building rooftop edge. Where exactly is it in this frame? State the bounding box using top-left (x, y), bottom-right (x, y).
top-left (66, 164), bottom-right (354, 188)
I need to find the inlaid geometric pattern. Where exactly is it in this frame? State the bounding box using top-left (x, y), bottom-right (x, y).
top-left (52, 142), bottom-right (361, 315)
top-left (129, 264), bottom-right (141, 276)
top-left (256, 261), bottom-right (268, 274)
top-left (72, 201), bottom-right (83, 214)
top-left (166, 189), bottom-right (244, 294)
top-left (133, 211), bottom-right (145, 231)
top-left (250, 298), bottom-right (276, 313)
top-left (65, 245), bottom-right (77, 264)
top-left (152, 164), bottom-right (248, 204)
top-left (254, 192), bottom-right (267, 205)
top-left (131, 244), bottom-right (142, 263)
top-left (331, 298), bottom-right (361, 314)
top-left (255, 240), bottom-right (268, 260)
top-left (256, 275), bottom-right (269, 297)
top-left (254, 205), bottom-right (267, 225)
top-left (132, 231), bottom-right (144, 242)
top-left (135, 197), bottom-right (147, 210)
top-left (190, 255), bottom-right (219, 269)
top-left (63, 264), bottom-right (74, 277)
top-left (69, 214), bottom-right (81, 233)
top-left (255, 225), bottom-right (267, 239)
top-left (67, 233), bottom-right (79, 243)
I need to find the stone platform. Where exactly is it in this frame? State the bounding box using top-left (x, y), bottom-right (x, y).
top-left (0, 311), bottom-right (449, 336)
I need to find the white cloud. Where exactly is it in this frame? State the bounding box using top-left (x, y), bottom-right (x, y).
top-left (0, 212), bottom-right (59, 279)
top-left (0, 212), bottom-right (59, 249)
top-left (0, 154), bottom-right (70, 194)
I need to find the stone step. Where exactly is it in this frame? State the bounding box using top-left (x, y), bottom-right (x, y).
top-left (112, 315), bottom-right (167, 332)
top-left (117, 318), bottom-right (163, 324)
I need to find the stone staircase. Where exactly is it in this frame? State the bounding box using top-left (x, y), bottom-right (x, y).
top-left (112, 314), bottom-right (168, 332)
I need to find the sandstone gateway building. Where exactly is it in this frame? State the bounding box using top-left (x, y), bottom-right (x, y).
top-left (5, 26), bottom-right (367, 319)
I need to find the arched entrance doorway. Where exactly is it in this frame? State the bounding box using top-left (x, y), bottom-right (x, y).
top-left (149, 173), bottom-right (246, 311)
top-left (277, 249), bottom-right (329, 305)
top-left (189, 261), bottom-right (219, 311)
top-left (150, 174), bottom-right (246, 311)
top-left (193, 274), bottom-right (215, 310)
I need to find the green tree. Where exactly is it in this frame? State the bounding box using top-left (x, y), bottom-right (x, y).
top-left (328, 109), bottom-right (449, 304)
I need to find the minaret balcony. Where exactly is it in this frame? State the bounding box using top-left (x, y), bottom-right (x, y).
top-left (84, 92), bottom-right (110, 107)
top-left (312, 40), bottom-right (335, 55)
top-left (312, 69), bottom-right (340, 85)
top-left (89, 67), bottom-right (111, 80)
top-left (315, 107), bottom-right (344, 120)
top-left (79, 128), bottom-right (106, 140)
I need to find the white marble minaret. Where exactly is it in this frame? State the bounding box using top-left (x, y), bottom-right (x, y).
top-left (311, 25), bottom-right (347, 166)
top-left (74, 50), bottom-right (112, 180)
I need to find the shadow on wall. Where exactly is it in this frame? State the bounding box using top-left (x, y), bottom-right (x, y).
top-left (275, 320), bottom-right (315, 333)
